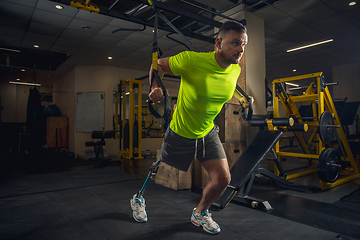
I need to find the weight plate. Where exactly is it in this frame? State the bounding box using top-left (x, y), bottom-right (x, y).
top-left (317, 148), bottom-right (341, 183)
top-left (319, 111), bottom-right (334, 144)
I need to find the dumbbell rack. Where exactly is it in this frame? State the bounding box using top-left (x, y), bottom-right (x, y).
top-left (272, 72), bottom-right (359, 190)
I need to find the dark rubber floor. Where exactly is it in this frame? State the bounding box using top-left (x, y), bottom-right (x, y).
top-left (1, 163), bottom-right (359, 240)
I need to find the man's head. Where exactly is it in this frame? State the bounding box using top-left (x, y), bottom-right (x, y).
top-left (215, 21), bottom-right (248, 68)
top-left (218, 21), bottom-right (247, 39)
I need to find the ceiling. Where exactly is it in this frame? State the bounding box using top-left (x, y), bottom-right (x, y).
top-left (1, 0), bottom-right (360, 89)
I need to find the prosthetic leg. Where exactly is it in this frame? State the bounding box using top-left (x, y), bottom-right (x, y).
top-left (136, 159), bottom-right (161, 198)
top-left (130, 159), bottom-right (162, 223)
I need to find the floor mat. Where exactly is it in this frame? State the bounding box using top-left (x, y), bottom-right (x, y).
top-left (0, 167), bottom-right (137, 199)
top-left (340, 187), bottom-right (360, 203)
top-left (0, 167), bottom-right (345, 240)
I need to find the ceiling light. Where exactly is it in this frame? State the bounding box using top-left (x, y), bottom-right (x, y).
top-left (108, 56), bottom-right (113, 60)
top-left (287, 39), bottom-right (333, 52)
top-left (16, 78), bottom-right (20, 81)
top-left (349, 1), bottom-right (356, 6)
top-left (9, 81), bottom-right (41, 87)
top-left (55, 5), bottom-right (63, 9)
top-left (0, 47), bottom-right (20, 52)
top-left (293, 69), bottom-right (296, 72)
top-left (285, 82), bottom-right (299, 87)
top-left (21, 69), bottom-right (25, 72)
top-left (34, 44), bottom-right (39, 48)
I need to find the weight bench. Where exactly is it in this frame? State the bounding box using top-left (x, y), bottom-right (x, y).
top-left (85, 131), bottom-right (114, 168)
top-left (213, 130), bottom-right (310, 210)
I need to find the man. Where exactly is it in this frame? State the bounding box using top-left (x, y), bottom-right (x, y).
top-left (131, 20), bottom-right (252, 234)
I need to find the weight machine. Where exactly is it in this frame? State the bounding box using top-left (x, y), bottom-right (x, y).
top-left (272, 72), bottom-right (360, 190)
top-left (117, 79), bottom-right (143, 160)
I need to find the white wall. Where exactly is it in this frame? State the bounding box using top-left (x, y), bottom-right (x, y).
top-left (243, 11), bottom-right (266, 115)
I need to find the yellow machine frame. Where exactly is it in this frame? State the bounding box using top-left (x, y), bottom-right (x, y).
top-left (70, 0), bottom-right (100, 13)
top-left (272, 72), bottom-right (359, 190)
top-left (135, 105), bottom-right (163, 138)
top-left (118, 79), bottom-right (143, 160)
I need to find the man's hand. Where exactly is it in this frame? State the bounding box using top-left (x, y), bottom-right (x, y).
top-left (149, 87), bottom-right (165, 102)
top-left (233, 89), bottom-right (254, 108)
top-left (239, 95), bottom-right (254, 108)
top-left (248, 96), bottom-right (254, 107)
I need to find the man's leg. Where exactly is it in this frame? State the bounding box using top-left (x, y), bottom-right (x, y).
top-left (195, 158), bottom-right (231, 213)
top-left (130, 159), bottom-right (161, 223)
top-left (191, 158), bottom-right (230, 234)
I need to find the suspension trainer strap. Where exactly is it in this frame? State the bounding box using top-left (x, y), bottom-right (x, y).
top-left (235, 84), bottom-right (253, 121)
top-left (148, 10), bottom-right (171, 130)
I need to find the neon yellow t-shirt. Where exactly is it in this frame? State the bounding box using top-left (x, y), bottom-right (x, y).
top-left (169, 51), bottom-right (241, 139)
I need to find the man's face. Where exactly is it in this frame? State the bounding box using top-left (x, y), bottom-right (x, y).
top-left (217, 30), bottom-right (248, 65)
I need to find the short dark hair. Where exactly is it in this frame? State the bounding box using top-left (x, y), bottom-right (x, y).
top-left (218, 21), bottom-right (247, 38)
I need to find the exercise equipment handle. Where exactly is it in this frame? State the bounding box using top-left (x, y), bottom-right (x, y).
top-left (272, 117), bottom-right (294, 126)
top-left (147, 11), bottom-right (171, 130)
top-left (235, 84), bottom-right (253, 121)
top-left (280, 123), bottom-right (309, 132)
top-left (250, 117), bottom-right (294, 127)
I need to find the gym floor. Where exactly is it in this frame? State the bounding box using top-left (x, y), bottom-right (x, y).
top-left (0, 153), bottom-right (359, 240)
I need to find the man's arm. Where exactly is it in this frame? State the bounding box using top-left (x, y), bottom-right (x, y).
top-left (149, 57), bottom-right (173, 102)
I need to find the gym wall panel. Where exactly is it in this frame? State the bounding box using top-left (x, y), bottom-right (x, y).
top-left (0, 82), bottom-right (16, 122)
top-left (332, 63), bottom-right (360, 135)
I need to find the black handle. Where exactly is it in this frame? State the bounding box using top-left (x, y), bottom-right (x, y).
top-left (147, 12), bottom-right (171, 131)
top-left (235, 84), bottom-right (253, 121)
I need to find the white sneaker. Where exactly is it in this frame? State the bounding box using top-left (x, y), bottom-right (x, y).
top-left (130, 194), bottom-right (148, 223)
top-left (191, 208), bottom-right (220, 234)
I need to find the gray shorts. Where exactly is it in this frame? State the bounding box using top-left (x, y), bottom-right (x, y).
top-left (159, 125), bottom-right (227, 171)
